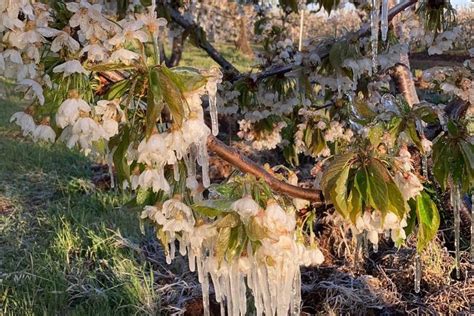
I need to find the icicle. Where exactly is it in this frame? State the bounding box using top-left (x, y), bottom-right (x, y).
top-left (362, 230), bottom-right (369, 257)
top-left (290, 270), bottom-right (301, 315)
top-left (414, 253), bottom-right (421, 293)
top-left (451, 182), bottom-right (462, 279)
top-left (370, 0), bottom-right (381, 72)
top-left (471, 194), bottom-right (473, 261)
top-left (198, 142), bottom-right (211, 188)
top-left (173, 163), bottom-right (180, 182)
top-left (422, 155), bottom-right (429, 178)
top-left (373, 242), bottom-right (379, 253)
top-left (209, 93), bottom-right (219, 136)
top-left (336, 75), bottom-right (342, 98)
top-left (381, 0), bottom-right (389, 42)
top-left (107, 150), bottom-right (115, 188)
top-left (298, 5), bottom-right (305, 51)
top-left (197, 258), bottom-right (210, 316)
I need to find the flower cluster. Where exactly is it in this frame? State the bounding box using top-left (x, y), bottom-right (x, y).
top-left (141, 193), bottom-right (324, 315)
top-left (237, 119), bottom-right (288, 151)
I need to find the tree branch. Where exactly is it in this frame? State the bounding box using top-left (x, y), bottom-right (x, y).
top-left (206, 135), bottom-right (323, 203)
top-left (251, 0), bottom-right (419, 82)
top-left (162, 2), bottom-right (240, 77)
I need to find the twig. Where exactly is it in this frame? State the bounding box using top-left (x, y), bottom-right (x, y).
top-left (206, 135), bottom-right (323, 202)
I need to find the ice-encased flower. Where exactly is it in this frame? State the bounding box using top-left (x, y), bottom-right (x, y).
top-left (10, 112), bottom-right (36, 135)
top-left (231, 195), bottom-right (261, 219)
top-left (32, 125), bottom-right (56, 142)
top-left (137, 133), bottom-right (168, 166)
top-left (394, 172), bottom-right (423, 201)
top-left (18, 79), bottom-right (44, 105)
top-left (56, 97), bottom-right (91, 128)
top-left (137, 168), bottom-right (170, 193)
top-left (108, 48), bottom-right (140, 64)
top-left (53, 60), bottom-right (89, 77)
top-left (263, 199), bottom-right (296, 235)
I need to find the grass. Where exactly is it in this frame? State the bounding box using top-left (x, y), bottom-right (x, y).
top-left (173, 42), bottom-right (255, 72)
top-left (0, 99), bottom-right (161, 315)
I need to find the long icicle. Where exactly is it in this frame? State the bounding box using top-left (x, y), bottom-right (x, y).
top-left (414, 253), bottom-right (421, 293)
top-left (451, 182), bottom-right (461, 279)
top-left (381, 0), bottom-right (389, 41)
top-left (471, 194), bottom-right (473, 261)
top-left (370, 0), bottom-right (381, 72)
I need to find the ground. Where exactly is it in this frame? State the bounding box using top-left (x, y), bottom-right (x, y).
top-left (0, 46), bottom-right (472, 315)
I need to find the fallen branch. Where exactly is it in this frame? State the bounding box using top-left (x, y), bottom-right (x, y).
top-left (207, 135), bottom-right (324, 203)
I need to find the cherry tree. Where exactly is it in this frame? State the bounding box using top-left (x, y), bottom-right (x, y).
top-left (2, 0), bottom-right (472, 314)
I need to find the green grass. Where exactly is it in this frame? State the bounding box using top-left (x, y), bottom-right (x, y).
top-left (0, 100), bottom-right (160, 315)
top-left (175, 42), bottom-right (255, 72)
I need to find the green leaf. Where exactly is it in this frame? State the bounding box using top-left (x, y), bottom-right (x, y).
top-left (215, 227), bottom-right (232, 264)
top-left (432, 138), bottom-right (449, 190)
top-left (112, 125), bottom-right (131, 184)
top-left (86, 63), bottom-right (136, 72)
top-left (320, 152), bottom-right (355, 199)
top-left (226, 225), bottom-right (247, 262)
top-left (146, 68), bottom-right (163, 139)
top-left (191, 199), bottom-right (233, 218)
top-left (446, 120), bottom-right (459, 137)
top-left (366, 159), bottom-right (389, 214)
top-left (352, 98), bottom-right (376, 120)
top-left (412, 104), bottom-right (438, 124)
top-left (158, 66), bottom-right (186, 126)
top-left (368, 125), bottom-right (384, 148)
top-left (407, 120), bottom-right (423, 151)
top-left (104, 79), bottom-right (130, 100)
top-left (332, 163), bottom-right (351, 217)
top-left (304, 123), bottom-right (313, 148)
top-left (354, 167), bottom-right (368, 202)
top-left (348, 185), bottom-right (362, 224)
top-left (215, 212), bottom-right (241, 229)
top-left (388, 116), bottom-right (403, 140)
top-left (136, 188), bottom-right (151, 205)
top-left (311, 128), bottom-right (326, 156)
top-left (386, 180), bottom-right (407, 218)
top-left (246, 216), bottom-right (269, 241)
top-left (170, 66), bottom-right (207, 93)
top-left (415, 191), bottom-right (440, 252)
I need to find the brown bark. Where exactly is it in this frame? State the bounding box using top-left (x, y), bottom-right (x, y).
top-left (235, 15), bottom-right (253, 57)
top-left (206, 135), bottom-right (323, 203)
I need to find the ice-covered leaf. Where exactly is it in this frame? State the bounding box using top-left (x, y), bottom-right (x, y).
top-left (367, 159), bottom-right (389, 214)
top-left (246, 216), bottom-right (269, 241)
top-left (192, 199), bottom-right (233, 218)
top-left (414, 192), bottom-right (440, 252)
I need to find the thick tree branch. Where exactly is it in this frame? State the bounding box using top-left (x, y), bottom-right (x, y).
top-left (162, 2), bottom-right (240, 77)
top-left (207, 135), bottom-right (323, 203)
top-left (251, 0), bottom-right (419, 82)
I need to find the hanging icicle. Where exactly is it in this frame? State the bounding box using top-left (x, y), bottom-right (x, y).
top-left (370, 0), bottom-right (381, 72)
top-left (205, 68), bottom-right (223, 137)
top-left (421, 155), bottom-right (428, 178)
top-left (414, 253), bottom-right (421, 293)
top-left (209, 92), bottom-right (219, 136)
top-left (381, 0), bottom-right (389, 42)
top-left (107, 149), bottom-right (115, 189)
top-left (298, 1), bottom-right (305, 51)
top-left (470, 194), bottom-right (473, 261)
top-left (450, 182), bottom-right (462, 279)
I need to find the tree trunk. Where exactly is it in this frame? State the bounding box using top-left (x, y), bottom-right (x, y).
top-left (235, 15), bottom-right (253, 57)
